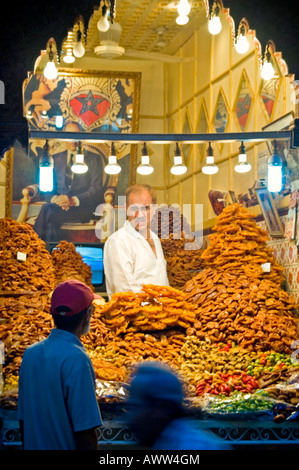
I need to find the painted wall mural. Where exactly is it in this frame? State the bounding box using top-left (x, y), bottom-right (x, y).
top-left (13, 71), bottom-right (141, 244)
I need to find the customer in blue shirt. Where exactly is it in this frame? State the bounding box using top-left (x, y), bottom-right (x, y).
top-left (18, 279), bottom-right (102, 450)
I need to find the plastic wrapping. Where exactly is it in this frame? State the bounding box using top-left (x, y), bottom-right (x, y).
top-left (96, 379), bottom-right (129, 402)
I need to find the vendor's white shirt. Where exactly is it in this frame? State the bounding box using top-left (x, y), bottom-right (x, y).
top-left (104, 220), bottom-right (169, 298)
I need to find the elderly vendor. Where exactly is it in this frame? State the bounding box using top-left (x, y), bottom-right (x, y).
top-left (103, 184), bottom-right (169, 298)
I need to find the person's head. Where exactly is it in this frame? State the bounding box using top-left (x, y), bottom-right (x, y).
top-left (125, 184), bottom-right (157, 234)
top-left (126, 361), bottom-right (185, 447)
top-left (50, 279), bottom-right (100, 336)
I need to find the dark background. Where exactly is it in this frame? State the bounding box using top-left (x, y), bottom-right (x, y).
top-left (0, 0), bottom-right (298, 157)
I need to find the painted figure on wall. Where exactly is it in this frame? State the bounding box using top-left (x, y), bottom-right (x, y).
top-left (33, 121), bottom-right (105, 242)
top-left (15, 72), bottom-right (141, 242)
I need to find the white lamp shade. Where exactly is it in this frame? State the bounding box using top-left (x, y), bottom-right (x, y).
top-left (267, 165), bottom-right (282, 192)
top-left (171, 156), bottom-right (187, 175)
top-left (55, 115), bottom-right (64, 128)
top-left (202, 156), bottom-right (219, 174)
top-left (39, 167), bottom-right (54, 192)
top-left (63, 50), bottom-right (75, 63)
top-left (105, 155), bottom-right (121, 175)
top-left (71, 154), bottom-right (88, 174)
top-left (234, 153), bottom-right (251, 173)
top-left (137, 155), bottom-right (154, 175)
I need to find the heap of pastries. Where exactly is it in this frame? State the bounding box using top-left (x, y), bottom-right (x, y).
top-left (151, 204), bottom-right (194, 240)
top-left (161, 235), bottom-right (204, 289)
top-left (201, 203), bottom-right (285, 285)
top-left (97, 284), bottom-right (198, 334)
top-left (0, 297), bottom-right (53, 379)
top-left (0, 218), bottom-right (55, 293)
top-left (51, 240), bottom-right (93, 289)
top-left (183, 268), bottom-right (298, 353)
top-left (151, 205), bottom-right (204, 288)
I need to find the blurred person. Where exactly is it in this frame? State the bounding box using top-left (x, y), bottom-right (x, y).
top-left (126, 361), bottom-right (230, 450)
top-left (18, 279), bottom-right (102, 450)
top-left (104, 184), bottom-right (169, 298)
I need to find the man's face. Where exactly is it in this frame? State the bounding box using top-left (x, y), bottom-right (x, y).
top-left (127, 189), bottom-right (152, 234)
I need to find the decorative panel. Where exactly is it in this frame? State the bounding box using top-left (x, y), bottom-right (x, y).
top-left (234, 71), bottom-right (253, 131)
top-left (213, 89), bottom-right (229, 134)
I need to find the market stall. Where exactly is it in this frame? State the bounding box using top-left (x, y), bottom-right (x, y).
top-left (1, 204), bottom-right (299, 449)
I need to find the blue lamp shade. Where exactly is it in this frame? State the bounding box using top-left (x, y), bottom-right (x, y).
top-left (267, 142), bottom-right (282, 193)
top-left (39, 140), bottom-right (54, 192)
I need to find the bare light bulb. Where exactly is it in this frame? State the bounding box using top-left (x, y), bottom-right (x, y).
top-left (261, 61), bottom-right (275, 80)
top-left (73, 30), bottom-right (85, 58)
top-left (235, 34), bottom-right (249, 54)
top-left (177, 0), bottom-right (191, 16)
top-left (176, 15), bottom-right (189, 25)
top-left (208, 15), bottom-right (222, 35)
top-left (44, 60), bottom-right (58, 80)
top-left (97, 6), bottom-right (110, 32)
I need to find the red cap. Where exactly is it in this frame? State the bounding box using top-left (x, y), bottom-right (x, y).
top-left (50, 279), bottom-right (101, 316)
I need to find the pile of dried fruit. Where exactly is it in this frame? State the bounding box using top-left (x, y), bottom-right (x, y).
top-left (201, 203), bottom-right (285, 285)
top-left (180, 336), bottom-right (298, 397)
top-left (87, 330), bottom-right (186, 383)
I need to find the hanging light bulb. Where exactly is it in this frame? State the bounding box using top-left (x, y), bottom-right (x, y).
top-left (267, 140), bottom-right (282, 192)
top-left (170, 143), bottom-right (187, 175)
top-left (261, 42), bottom-right (275, 80)
top-left (261, 59), bottom-right (275, 80)
top-left (177, 0), bottom-right (191, 16)
top-left (97, 4), bottom-right (110, 32)
top-left (63, 48), bottom-right (75, 63)
top-left (71, 142), bottom-right (88, 174)
top-left (235, 19), bottom-right (249, 54)
top-left (39, 140), bottom-right (54, 192)
top-left (234, 142), bottom-right (251, 173)
top-left (176, 15), bottom-right (189, 25)
top-left (105, 143), bottom-right (121, 175)
top-left (208, 1), bottom-right (222, 35)
top-left (44, 41), bottom-right (58, 80)
top-left (137, 143), bottom-right (154, 175)
top-left (55, 114), bottom-right (64, 129)
top-left (202, 143), bottom-right (219, 174)
top-left (73, 27), bottom-right (86, 58)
